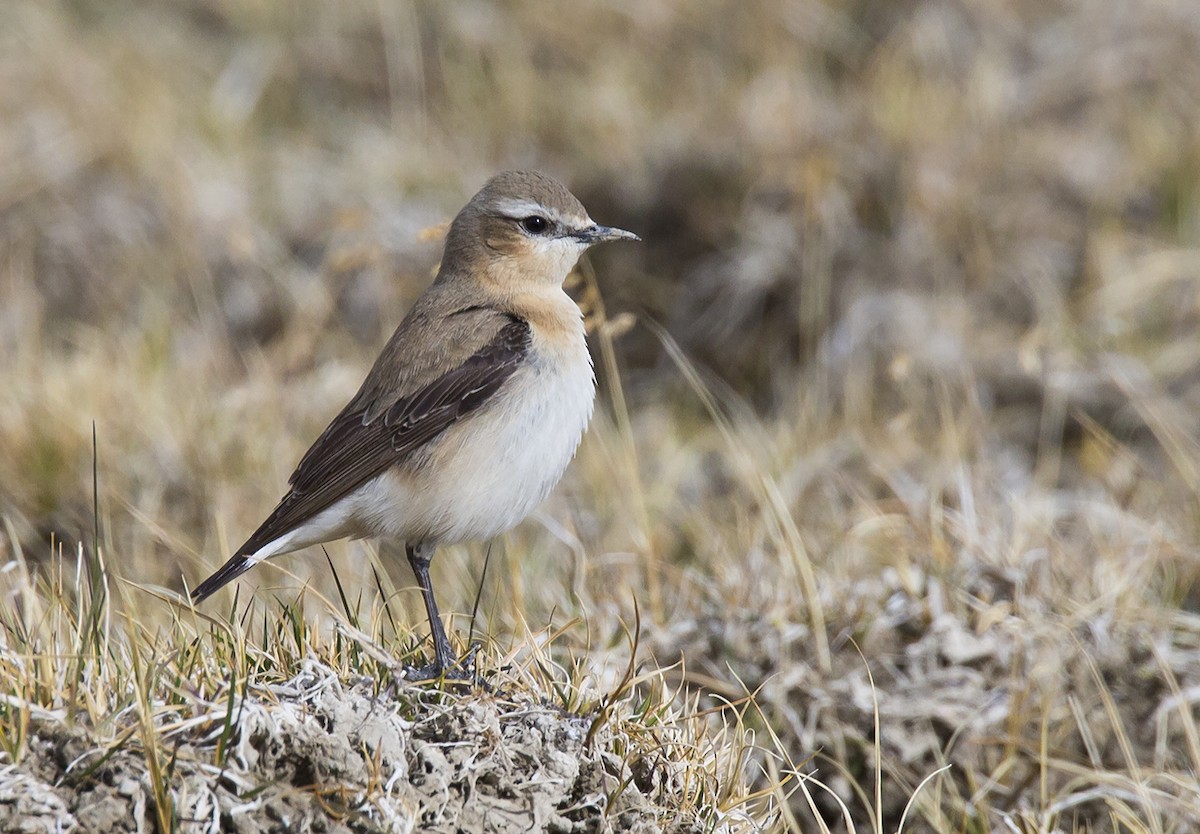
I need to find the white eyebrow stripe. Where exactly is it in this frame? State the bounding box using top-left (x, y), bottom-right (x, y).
top-left (493, 198), bottom-right (553, 218)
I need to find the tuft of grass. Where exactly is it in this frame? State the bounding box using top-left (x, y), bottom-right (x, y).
top-left (0, 534), bottom-right (777, 830)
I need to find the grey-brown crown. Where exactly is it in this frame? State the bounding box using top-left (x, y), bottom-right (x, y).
top-left (471, 170), bottom-right (588, 226)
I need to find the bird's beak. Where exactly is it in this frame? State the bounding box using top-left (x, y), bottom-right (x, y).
top-left (574, 224), bottom-right (641, 245)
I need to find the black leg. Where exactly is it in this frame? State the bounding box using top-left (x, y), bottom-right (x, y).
top-left (405, 541), bottom-right (456, 679)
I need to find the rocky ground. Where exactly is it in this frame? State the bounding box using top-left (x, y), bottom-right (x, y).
top-left (3, 663), bottom-right (708, 834)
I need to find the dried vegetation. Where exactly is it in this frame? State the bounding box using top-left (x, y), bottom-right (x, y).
top-left (3, 1), bottom-right (1200, 832)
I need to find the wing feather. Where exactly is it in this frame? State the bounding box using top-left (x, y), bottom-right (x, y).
top-left (191, 314), bottom-right (530, 601)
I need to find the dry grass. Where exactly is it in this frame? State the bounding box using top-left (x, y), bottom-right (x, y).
top-left (0, 544), bottom-right (767, 830)
top-left (3, 0), bottom-right (1200, 831)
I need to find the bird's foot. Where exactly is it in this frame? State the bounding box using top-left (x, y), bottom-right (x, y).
top-left (397, 641), bottom-right (482, 685)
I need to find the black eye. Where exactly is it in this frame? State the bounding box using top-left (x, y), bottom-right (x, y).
top-left (520, 215), bottom-right (549, 235)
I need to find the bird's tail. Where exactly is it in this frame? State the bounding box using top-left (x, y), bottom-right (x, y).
top-left (191, 554), bottom-right (254, 602)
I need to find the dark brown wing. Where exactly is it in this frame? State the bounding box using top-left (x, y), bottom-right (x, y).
top-left (191, 315), bottom-right (530, 601)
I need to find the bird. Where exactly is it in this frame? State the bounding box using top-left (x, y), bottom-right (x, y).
top-left (191, 170), bottom-right (639, 679)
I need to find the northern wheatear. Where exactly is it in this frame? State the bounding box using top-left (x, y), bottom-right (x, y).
top-left (192, 171), bottom-right (638, 678)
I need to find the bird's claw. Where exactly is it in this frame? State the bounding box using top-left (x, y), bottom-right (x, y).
top-left (397, 641), bottom-right (482, 685)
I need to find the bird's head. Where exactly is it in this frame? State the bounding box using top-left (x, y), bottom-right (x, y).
top-left (440, 170), bottom-right (639, 287)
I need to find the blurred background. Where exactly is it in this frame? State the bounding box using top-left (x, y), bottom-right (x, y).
top-left (3, 0), bottom-right (1200, 830)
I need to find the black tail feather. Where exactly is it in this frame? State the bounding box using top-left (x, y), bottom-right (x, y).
top-left (191, 554), bottom-right (254, 602)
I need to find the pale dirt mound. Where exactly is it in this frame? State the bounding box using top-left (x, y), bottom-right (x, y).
top-left (1, 663), bottom-right (704, 834)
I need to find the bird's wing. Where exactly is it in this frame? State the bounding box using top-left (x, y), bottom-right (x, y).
top-left (191, 310), bottom-right (530, 601)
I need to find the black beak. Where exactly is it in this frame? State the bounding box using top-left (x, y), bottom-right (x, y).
top-left (573, 224), bottom-right (641, 245)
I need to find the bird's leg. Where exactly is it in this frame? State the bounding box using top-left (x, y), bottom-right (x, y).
top-left (403, 540), bottom-right (463, 681)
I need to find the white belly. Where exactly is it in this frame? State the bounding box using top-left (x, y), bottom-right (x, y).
top-left (316, 335), bottom-right (594, 547)
top-left (372, 349), bottom-right (595, 543)
top-left (245, 321), bottom-right (594, 564)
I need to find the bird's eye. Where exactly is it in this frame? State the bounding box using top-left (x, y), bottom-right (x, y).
top-left (520, 215), bottom-right (549, 235)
